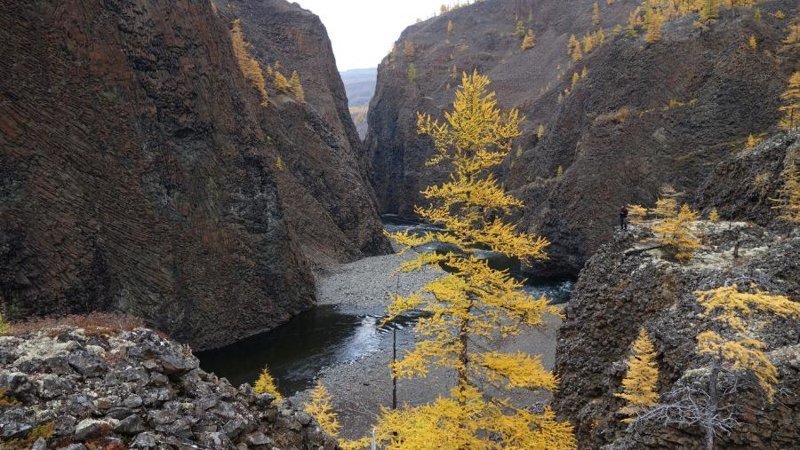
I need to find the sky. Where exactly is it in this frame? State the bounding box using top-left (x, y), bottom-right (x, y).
top-left (293, 0), bottom-right (465, 72)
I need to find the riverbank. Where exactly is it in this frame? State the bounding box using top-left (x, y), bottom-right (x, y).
top-left (290, 247), bottom-right (564, 439)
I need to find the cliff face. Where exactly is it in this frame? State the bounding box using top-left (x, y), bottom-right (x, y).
top-left (0, 0), bottom-right (388, 350)
top-left (367, 0), bottom-right (800, 275)
top-left (554, 223), bottom-right (800, 448)
top-left (0, 322), bottom-right (337, 449)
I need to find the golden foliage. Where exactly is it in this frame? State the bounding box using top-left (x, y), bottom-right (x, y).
top-left (652, 204), bottom-right (700, 262)
top-left (616, 328), bottom-right (660, 423)
top-left (0, 421), bottom-right (55, 449)
top-left (273, 70), bottom-right (290, 92)
top-left (696, 285), bottom-right (800, 400)
top-left (0, 311), bottom-right (8, 335)
top-left (537, 124), bottom-right (545, 139)
top-left (771, 160), bottom-right (800, 224)
top-left (447, 19), bottom-right (454, 34)
top-left (696, 285), bottom-right (800, 334)
top-left (709, 208), bottom-right (720, 222)
top-left (230, 19), bottom-right (268, 106)
top-left (645, 9), bottom-right (664, 43)
top-left (376, 385), bottom-right (575, 450)
top-left (628, 204), bottom-right (648, 222)
top-left (254, 366), bottom-right (282, 401)
top-left (745, 133), bottom-right (763, 149)
top-left (379, 71), bottom-right (574, 448)
top-left (289, 70), bottom-right (305, 101)
top-left (653, 198), bottom-right (678, 219)
top-left (304, 382), bottom-right (341, 436)
top-left (275, 156), bottom-right (285, 172)
top-left (521, 29), bottom-right (536, 50)
top-left (779, 71), bottom-right (800, 130)
top-left (784, 24), bottom-right (800, 46)
top-left (700, 0), bottom-right (719, 21)
top-left (593, 2), bottom-right (602, 26)
top-left (568, 34), bottom-right (583, 61)
top-left (748, 34), bottom-right (758, 49)
top-left (753, 172), bottom-right (770, 195)
top-left (556, 165), bottom-right (564, 178)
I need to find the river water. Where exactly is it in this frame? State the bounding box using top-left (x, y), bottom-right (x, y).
top-left (196, 220), bottom-right (573, 397)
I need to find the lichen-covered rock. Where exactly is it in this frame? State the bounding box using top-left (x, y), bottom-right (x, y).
top-left (0, 327), bottom-right (338, 449)
top-left (554, 223), bottom-right (800, 448)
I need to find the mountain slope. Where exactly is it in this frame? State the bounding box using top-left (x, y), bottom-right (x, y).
top-left (367, 0), bottom-right (800, 275)
top-left (0, 0), bottom-right (388, 350)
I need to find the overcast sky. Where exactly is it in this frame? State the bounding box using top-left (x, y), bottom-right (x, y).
top-left (293, 0), bottom-right (464, 72)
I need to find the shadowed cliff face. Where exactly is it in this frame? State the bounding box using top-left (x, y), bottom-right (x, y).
top-left (0, 0), bottom-right (388, 350)
top-left (367, 0), bottom-right (800, 276)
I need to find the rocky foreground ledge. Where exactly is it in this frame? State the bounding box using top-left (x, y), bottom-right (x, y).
top-left (0, 324), bottom-right (337, 449)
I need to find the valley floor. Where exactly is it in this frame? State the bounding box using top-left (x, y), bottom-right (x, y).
top-left (289, 246), bottom-right (563, 439)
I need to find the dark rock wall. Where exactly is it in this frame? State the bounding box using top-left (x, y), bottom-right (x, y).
top-left (367, 0), bottom-right (800, 276)
top-left (0, 0), bottom-right (387, 350)
top-left (554, 224), bottom-right (800, 448)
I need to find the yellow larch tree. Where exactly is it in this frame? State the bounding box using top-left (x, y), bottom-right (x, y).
top-left (748, 34), bottom-right (757, 50)
top-left (779, 71), bottom-right (800, 130)
top-left (653, 198), bottom-right (678, 219)
top-left (253, 366), bottom-right (283, 401)
top-left (568, 34), bottom-right (583, 61)
top-left (230, 19), bottom-right (268, 106)
top-left (273, 70), bottom-right (290, 93)
top-left (645, 8), bottom-right (664, 43)
top-left (374, 71), bottom-right (575, 449)
top-left (447, 19), bottom-right (454, 34)
top-left (691, 285), bottom-right (800, 448)
top-left (303, 382), bottom-right (374, 450)
top-left (709, 208), bottom-right (720, 222)
top-left (652, 204), bottom-right (700, 262)
top-left (289, 70), bottom-right (305, 101)
top-left (745, 133), bottom-right (763, 149)
top-left (593, 2), bottom-right (602, 26)
top-left (771, 160), bottom-right (800, 224)
top-left (521, 29), bottom-right (536, 50)
top-left (783, 23), bottom-right (800, 46)
top-left (628, 204), bottom-right (649, 223)
top-left (537, 124), bottom-right (546, 139)
top-left (616, 328), bottom-right (660, 423)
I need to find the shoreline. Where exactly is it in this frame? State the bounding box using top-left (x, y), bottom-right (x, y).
top-left (291, 248), bottom-right (564, 439)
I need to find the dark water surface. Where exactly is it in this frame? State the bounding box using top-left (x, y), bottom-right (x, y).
top-left (197, 219), bottom-right (574, 397)
top-left (196, 306), bottom-right (417, 396)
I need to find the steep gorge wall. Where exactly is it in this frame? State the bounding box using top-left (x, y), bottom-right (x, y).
top-left (367, 0), bottom-right (800, 275)
top-left (0, 0), bottom-right (388, 350)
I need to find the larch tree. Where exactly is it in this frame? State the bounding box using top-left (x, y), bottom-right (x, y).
top-left (273, 70), bottom-right (290, 92)
top-left (303, 382), bottom-right (373, 450)
top-left (289, 70), bottom-right (305, 101)
top-left (615, 328), bottom-right (660, 423)
top-left (521, 29), bottom-right (536, 50)
top-left (645, 8), bottom-right (664, 43)
top-left (771, 160), bottom-right (800, 224)
top-left (447, 19), bottom-right (454, 34)
top-left (700, 0), bottom-right (719, 21)
top-left (628, 204), bottom-right (649, 223)
top-left (568, 34), bottom-right (583, 61)
top-left (374, 71), bottom-right (575, 449)
top-left (253, 366), bottom-right (282, 401)
top-left (593, 2), bottom-right (602, 26)
top-left (709, 208), bottom-right (720, 223)
top-left (779, 71), bottom-right (800, 130)
top-left (639, 285), bottom-right (800, 450)
top-left (230, 19), bottom-right (268, 106)
top-left (653, 198), bottom-right (678, 219)
top-left (652, 204), bottom-right (700, 262)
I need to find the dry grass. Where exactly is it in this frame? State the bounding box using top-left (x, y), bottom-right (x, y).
top-left (8, 312), bottom-right (145, 337)
top-left (595, 106), bottom-right (631, 124)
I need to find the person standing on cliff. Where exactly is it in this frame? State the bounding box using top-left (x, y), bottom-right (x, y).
top-left (619, 205), bottom-right (629, 231)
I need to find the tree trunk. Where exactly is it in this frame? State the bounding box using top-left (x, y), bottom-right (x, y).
top-left (704, 357), bottom-right (722, 450)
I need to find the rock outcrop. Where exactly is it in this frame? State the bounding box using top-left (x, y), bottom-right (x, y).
top-left (0, 0), bottom-right (388, 350)
top-left (0, 322), bottom-right (337, 449)
top-left (553, 223), bottom-right (800, 448)
top-left (367, 0), bottom-right (800, 275)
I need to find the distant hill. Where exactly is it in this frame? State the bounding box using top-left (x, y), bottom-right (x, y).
top-left (341, 68), bottom-right (377, 138)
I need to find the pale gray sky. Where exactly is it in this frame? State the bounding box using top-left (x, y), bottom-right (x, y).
top-left (293, 0), bottom-right (465, 71)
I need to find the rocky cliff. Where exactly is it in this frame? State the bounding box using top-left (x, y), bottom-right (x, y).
top-left (0, 320), bottom-right (337, 449)
top-left (367, 0), bottom-right (800, 275)
top-left (553, 219), bottom-right (800, 448)
top-left (0, 0), bottom-right (388, 350)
